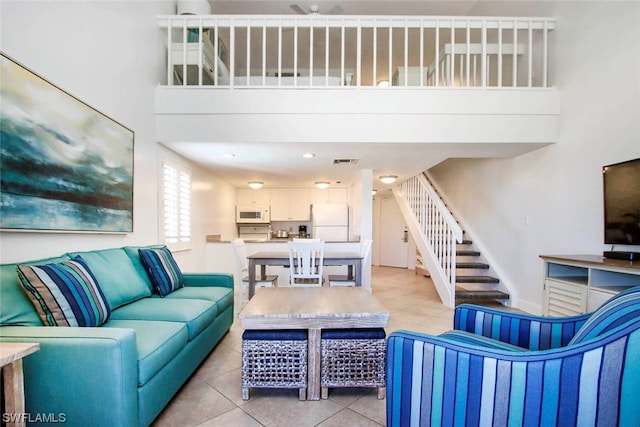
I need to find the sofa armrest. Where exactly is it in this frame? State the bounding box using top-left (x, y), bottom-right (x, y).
top-left (183, 272), bottom-right (233, 288)
top-left (0, 326), bottom-right (138, 427)
top-left (453, 303), bottom-right (591, 350)
top-left (386, 327), bottom-right (640, 427)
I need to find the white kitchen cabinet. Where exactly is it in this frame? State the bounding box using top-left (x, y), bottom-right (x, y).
top-left (541, 255), bottom-right (640, 316)
top-left (237, 188), bottom-right (270, 205)
top-left (310, 188), bottom-right (349, 205)
top-left (270, 189), bottom-right (311, 221)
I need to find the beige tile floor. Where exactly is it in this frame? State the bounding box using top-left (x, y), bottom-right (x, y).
top-left (151, 266), bottom-right (460, 427)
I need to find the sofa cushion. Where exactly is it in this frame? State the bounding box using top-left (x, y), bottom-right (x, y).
top-left (138, 247), bottom-right (184, 297)
top-left (109, 298), bottom-right (217, 340)
top-left (69, 248), bottom-right (152, 309)
top-left (103, 319), bottom-right (188, 386)
top-left (160, 286), bottom-right (234, 314)
top-left (17, 255), bottom-right (111, 327)
top-left (123, 246), bottom-right (162, 291)
top-left (1, 255), bottom-right (71, 326)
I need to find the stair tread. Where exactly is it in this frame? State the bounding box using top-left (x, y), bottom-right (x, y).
top-left (456, 262), bottom-right (490, 269)
top-left (455, 289), bottom-right (510, 300)
top-left (456, 275), bottom-right (500, 283)
top-left (457, 250), bottom-right (481, 256)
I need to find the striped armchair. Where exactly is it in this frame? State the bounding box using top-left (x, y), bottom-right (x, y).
top-left (386, 286), bottom-right (640, 427)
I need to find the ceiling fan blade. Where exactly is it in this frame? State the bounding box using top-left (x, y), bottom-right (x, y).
top-left (289, 4), bottom-right (307, 15)
top-left (326, 5), bottom-right (343, 15)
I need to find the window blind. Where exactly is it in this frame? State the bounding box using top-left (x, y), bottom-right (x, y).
top-left (163, 162), bottom-right (191, 247)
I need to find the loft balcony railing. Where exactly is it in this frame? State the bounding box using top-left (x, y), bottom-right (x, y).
top-left (158, 15), bottom-right (556, 89)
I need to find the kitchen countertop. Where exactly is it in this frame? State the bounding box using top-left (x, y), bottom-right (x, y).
top-left (208, 238), bottom-right (360, 243)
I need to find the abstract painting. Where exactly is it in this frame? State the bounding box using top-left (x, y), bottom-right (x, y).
top-left (0, 53), bottom-right (134, 233)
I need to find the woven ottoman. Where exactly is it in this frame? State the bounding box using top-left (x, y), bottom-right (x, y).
top-left (241, 329), bottom-right (308, 400)
top-left (320, 328), bottom-right (387, 399)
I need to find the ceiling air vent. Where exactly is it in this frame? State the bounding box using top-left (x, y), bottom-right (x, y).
top-left (333, 159), bottom-right (359, 165)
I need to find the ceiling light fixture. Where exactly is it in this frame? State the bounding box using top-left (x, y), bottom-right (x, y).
top-left (302, 153), bottom-right (316, 159)
top-left (248, 181), bottom-right (264, 189)
top-left (379, 175), bottom-right (398, 184)
top-left (377, 80), bottom-right (390, 87)
top-left (372, 189), bottom-right (378, 196)
top-left (315, 181), bottom-right (330, 189)
top-left (177, 0), bottom-right (211, 15)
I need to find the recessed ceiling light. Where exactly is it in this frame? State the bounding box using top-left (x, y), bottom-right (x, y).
top-left (302, 153), bottom-right (315, 159)
top-left (315, 181), bottom-right (330, 189)
top-left (379, 175), bottom-right (398, 184)
top-left (248, 181), bottom-right (263, 189)
top-left (372, 189), bottom-right (378, 195)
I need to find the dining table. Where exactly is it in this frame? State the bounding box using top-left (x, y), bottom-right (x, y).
top-left (246, 251), bottom-right (363, 299)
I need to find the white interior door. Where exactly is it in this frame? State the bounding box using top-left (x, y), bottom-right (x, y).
top-left (379, 198), bottom-right (409, 268)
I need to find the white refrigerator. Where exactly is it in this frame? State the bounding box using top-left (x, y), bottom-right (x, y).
top-left (312, 204), bottom-right (349, 241)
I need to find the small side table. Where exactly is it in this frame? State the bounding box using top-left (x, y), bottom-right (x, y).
top-left (1, 343), bottom-right (40, 427)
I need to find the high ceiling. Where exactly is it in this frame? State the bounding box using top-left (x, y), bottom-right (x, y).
top-left (164, 0), bottom-right (554, 191)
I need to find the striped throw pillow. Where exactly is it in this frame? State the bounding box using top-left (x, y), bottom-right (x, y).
top-left (138, 246), bottom-right (184, 297)
top-left (17, 256), bottom-right (111, 327)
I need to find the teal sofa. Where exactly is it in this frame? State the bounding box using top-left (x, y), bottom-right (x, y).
top-left (0, 246), bottom-right (234, 427)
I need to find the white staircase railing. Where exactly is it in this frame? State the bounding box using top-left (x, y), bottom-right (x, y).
top-left (393, 173), bottom-right (463, 307)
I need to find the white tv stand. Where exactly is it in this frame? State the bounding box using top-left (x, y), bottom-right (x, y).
top-left (540, 255), bottom-right (640, 316)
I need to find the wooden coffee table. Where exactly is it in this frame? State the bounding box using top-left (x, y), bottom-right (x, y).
top-left (239, 287), bottom-right (389, 400)
top-left (1, 342), bottom-right (40, 427)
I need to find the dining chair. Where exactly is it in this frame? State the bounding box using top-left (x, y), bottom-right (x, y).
top-left (287, 240), bottom-right (325, 287)
top-left (328, 239), bottom-right (372, 286)
top-left (231, 239), bottom-right (278, 306)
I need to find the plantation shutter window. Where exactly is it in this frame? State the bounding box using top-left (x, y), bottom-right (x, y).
top-left (162, 161), bottom-right (191, 249)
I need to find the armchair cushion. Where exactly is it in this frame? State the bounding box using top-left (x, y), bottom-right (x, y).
top-left (17, 255), bottom-right (111, 327)
top-left (438, 330), bottom-right (526, 352)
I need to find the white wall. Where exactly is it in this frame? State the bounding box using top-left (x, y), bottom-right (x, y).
top-left (0, 1), bottom-right (237, 270)
top-left (159, 147), bottom-right (237, 271)
top-left (429, 1), bottom-right (640, 314)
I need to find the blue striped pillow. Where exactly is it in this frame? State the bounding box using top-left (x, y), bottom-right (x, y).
top-left (138, 246), bottom-right (184, 297)
top-left (17, 256), bottom-right (111, 327)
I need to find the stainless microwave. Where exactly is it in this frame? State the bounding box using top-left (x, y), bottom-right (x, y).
top-left (236, 205), bottom-right (270, 223)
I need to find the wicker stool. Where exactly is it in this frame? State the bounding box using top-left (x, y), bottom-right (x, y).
top-left (241, 329), bottom-right (308, 400)
top-left (320, 328), bottom-right (386, 399)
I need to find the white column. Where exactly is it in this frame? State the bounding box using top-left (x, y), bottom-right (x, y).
top-left (359, 169), bottom-right (373, 291)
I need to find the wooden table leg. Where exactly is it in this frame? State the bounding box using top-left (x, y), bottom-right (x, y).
top-left (248, 259), bottom-right (256, 299)
top-left (3, 359), bottom-right (26, 427)
top-left (355, 260), bottom-right (362, 287)
top-left (307, 328), bottom-right (321, 400)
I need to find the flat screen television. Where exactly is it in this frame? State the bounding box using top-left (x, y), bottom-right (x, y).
top-left (603, 157), bottom-right (640, 246)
